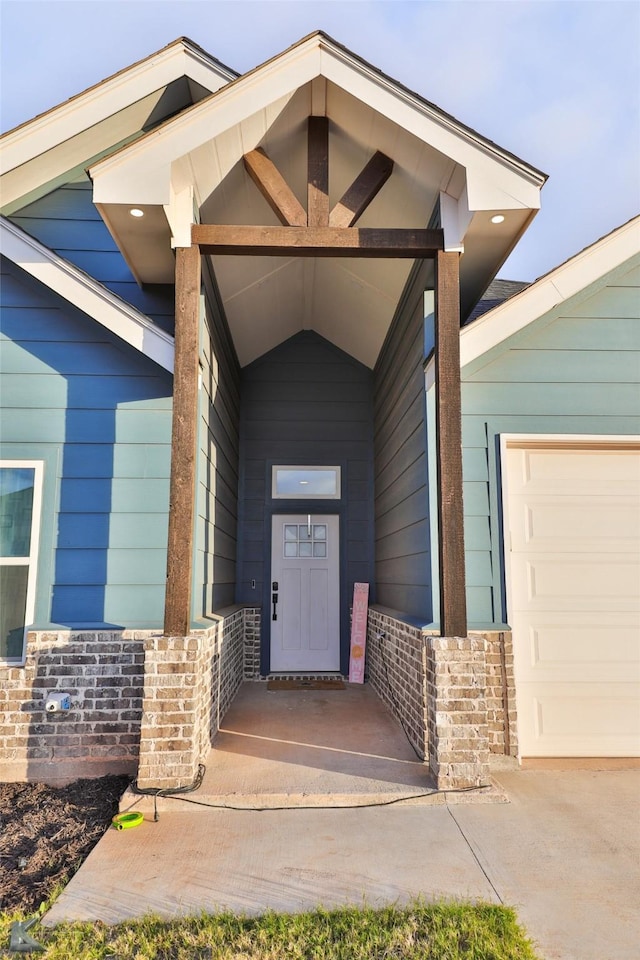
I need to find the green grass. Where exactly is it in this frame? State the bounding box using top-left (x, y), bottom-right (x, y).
top-left (1, 900), bottom-right (541, 959)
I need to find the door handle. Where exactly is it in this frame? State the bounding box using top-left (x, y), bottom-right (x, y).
top-left (272, 581), bottom-right (278, 621)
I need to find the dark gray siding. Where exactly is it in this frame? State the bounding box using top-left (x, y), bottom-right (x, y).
top-left (373, 263), bottom-right (432, 620)
top-left (195, 267), bottom-right (241, 615)
top-left (236, 331), bottom-right (374, 667)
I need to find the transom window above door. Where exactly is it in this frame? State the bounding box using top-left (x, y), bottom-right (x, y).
top-left (272, 466), bottom-right (341, 499)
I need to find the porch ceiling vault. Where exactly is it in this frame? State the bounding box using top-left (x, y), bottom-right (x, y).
top-left (89, 31), bottom-right (546, 369)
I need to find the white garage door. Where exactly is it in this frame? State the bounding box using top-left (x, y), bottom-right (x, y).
top-left (505, 443), bottom-right (640, 757)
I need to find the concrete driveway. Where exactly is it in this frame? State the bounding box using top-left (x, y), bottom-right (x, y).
top-left (43, 685), bottom-right (640, 960)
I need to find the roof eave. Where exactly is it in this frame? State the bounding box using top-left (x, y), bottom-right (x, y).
top-left (87, 30), bottom-right (547, 193)
top-left (459, 215), bottom-right (640, 367)
top-left (0, 216), bottom-right (175, 372)
top-left (0, 37), bottom-right (238, 174)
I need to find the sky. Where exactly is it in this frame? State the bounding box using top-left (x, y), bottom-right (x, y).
top-left (1, 0), bottom-right (639, 281)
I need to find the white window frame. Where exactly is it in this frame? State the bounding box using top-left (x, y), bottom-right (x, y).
top-left (271, 465), bottom-right (341, 500)
top-left (0, 460), bottom-right (44, 663)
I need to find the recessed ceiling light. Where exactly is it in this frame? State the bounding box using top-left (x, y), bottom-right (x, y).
top-left (491, 214), bottom-right (505, 224)
top-left (129, 208), bottom-right (144, 218)
top-left (299, 480), bottom-right (309, 485)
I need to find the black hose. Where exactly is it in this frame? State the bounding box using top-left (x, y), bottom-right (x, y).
top-left (130, 763), bottom-right (206, 821)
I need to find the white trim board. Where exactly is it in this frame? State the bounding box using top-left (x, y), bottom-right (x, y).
top-left (1, 38), bottom-right (236, 174)
top-left (460, 216), bottom-right (640, 368)
top-left (0, 40), bottom-right (237, 215)
top-left (89, 32), bottom-right (545, 209)
top-left (0, 460), bottom-right (44, 664)
top-left (1, 216), bottom-right (174, 372)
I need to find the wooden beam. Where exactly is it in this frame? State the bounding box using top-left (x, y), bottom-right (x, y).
top-left (307, 116), bottom-right (329, 226)
top-left (243, 148), bottom-right (306, 227)
top-left (330, 151), bottom-right (394, 228)
top-left (434, 250), bottom-right (467, 638)
top-left (164, 245), bottom-right (201, 638)
top-left (192, 224), bottom-right (443, 258)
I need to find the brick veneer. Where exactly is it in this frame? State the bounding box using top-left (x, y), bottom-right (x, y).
top-left (137, 606), bottom-right (256, 789)
top-left (366, 609), bottom-right (428, 760)
top-left (475, 630), bottom-right (518, 757)
top-left (243, 607), bottom-right (262, 680)
top-left (2, 607), bottom-right (509, 789)
top-left (425, 635), bottom-right (490, 789)
top-left (0, 629), bottom-right (147, 783)
top-left (365, 609), bottom-right (509, 789)
top-left (1, 607), bottom-right (261, 786)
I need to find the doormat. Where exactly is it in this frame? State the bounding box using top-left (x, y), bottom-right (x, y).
top-left (267, 678), bottom-right (345, 691)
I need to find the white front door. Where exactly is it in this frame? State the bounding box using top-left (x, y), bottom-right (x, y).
top-left (270, 514), bottom-right (340, 672)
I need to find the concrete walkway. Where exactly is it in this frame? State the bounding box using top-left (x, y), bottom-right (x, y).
top-left (43, 683), bottom-right (640, 960)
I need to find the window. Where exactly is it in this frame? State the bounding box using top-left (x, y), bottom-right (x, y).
top-left (0, 462), bottom-right (43, 661)
top-left (283, 522), bottom-right (328, 558)
top-left (272, 466), bottom-right (341, 499)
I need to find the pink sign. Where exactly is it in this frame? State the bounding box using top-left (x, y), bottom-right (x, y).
top-left (348, 582), bottom-right (369, 683)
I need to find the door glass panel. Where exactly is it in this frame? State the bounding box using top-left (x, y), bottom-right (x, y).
top-left (282, 519), bottom-right (330, 560)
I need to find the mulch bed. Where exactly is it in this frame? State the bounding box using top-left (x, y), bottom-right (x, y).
top-left (0, 776), bottom-right (130, 915)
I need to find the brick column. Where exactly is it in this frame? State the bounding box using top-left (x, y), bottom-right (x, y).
top-left (136, 609), bottom-right (247, 790)
top-left (426, 635), bottom-right (490, 789)
top-left (137, 635), bottom-right (202, 788)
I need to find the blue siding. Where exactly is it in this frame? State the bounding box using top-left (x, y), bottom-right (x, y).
top-left (461, 255), bottom-right (640, 628)
top-left (0, 256), bottom-right (172, 628)
top-left (9, 182), bottom-right (175, 331)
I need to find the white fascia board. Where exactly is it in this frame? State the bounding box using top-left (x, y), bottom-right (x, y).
top-left (89, 33), bottom-right (543, 215)
top-left (318, 43), bottom-right (545, 206)
top-left (1, 94), bottom-right (165, 213)
top-left (179, 42), bottom-right (238, 92)
top-left (90, 42), bottom-right (322, 206)
top-left (460, 216), bottom-right (640, 368)
top-left (1, 41), bottom-right (234, 175)
top-left (0, 217), bottom-right (174, 372)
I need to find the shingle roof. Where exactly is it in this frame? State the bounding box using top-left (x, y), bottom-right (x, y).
top-left (464, 278), bottom-right (530, 325)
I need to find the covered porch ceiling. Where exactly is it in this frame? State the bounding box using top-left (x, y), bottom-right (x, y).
top-left (198, 81), bottom-right (444, 368)
top-left (90, 33), bottom-right (546, 369)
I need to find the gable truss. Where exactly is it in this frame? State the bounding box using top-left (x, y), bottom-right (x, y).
top-left (235, 117), bottom-right (400, 238)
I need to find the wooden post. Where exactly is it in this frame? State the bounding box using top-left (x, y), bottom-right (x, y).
top-left (164, 245), bottom-right (201, 637)
top-left (307, 116), bottom-right (329, 226)
top-left (434, 250), bottom-right (467, 637)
